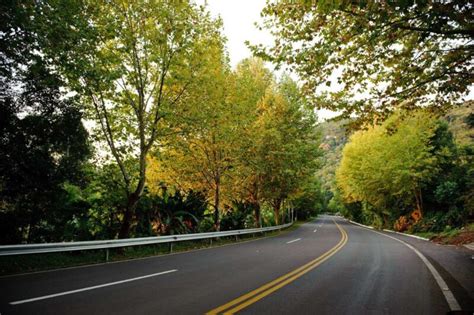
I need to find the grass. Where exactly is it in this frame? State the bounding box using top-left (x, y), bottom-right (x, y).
top-left (411, 223), bottom-right (474, 243)
top-left (410, 231), bottom-right (438, 239)
top-left (0, 219), bottom-right (309, 277)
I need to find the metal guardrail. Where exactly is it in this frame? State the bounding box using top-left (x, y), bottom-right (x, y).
top-left (0, 222), bottom-right (293, 257)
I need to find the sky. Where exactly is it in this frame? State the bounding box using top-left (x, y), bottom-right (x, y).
top-left (201, 0), bottom-right (271, 69)
top-left (199, 0), bottom-right (339, 120)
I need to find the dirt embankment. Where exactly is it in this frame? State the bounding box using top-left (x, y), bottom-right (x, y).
top-left (431, 230), bottom-right (474, 246)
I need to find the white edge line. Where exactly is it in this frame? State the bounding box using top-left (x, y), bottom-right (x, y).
top-left (347, 220), bottom-right (461, 311)
top-left (10, 269), bottom-right (177, 305)
top-left (348, 220), bottom-right (374, 230)
top-left (347, 219), bottom-right (428, 241)
top-left (286, 238), bottom-right (301, 244)
top-left (382, 229), bottom-right (429, 241)
top-left (371, 230), bottom-right (461, 311)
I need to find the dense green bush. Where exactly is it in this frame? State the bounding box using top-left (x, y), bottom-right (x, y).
top-left (412, 209), bottom-right (468, 233)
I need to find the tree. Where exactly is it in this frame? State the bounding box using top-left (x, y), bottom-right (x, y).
top-left (37, 0), bottom-right (223, 237)
top-left (253, 76), bottom-right (321, 224)
top-left (147, 32), bottom-right (233, 231)
top-left (227, 61), bottom-right (321, 226)
top-left (252, 0), bottom-right (473, 124)
top-left (230, 58), bottom-right (275, 227)
top-left (291, 176), bottom-right (324, 220)
top-left (0, 0), bottom-right (90, 244)
top-left (336, 111), bottom-right (441, 220)
top-left (0, 99), bottom-right (90, 244)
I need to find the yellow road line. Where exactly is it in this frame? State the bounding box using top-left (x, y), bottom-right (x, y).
top-left (206, 219), bottom-right (348, 315)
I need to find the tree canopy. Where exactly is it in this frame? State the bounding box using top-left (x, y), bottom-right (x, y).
top-left (1, 0), bottom-right (471, 247)
top-left (252, 0), bottom-right (473, 124)
top-left (33, 0), bottom-right (226, 237)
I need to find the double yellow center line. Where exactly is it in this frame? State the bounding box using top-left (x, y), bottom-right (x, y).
top-left (206, 219), bottom-right (348, 314)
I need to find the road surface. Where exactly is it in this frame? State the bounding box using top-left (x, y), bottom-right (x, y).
top-left (0, 215), bottom-right (472, 314)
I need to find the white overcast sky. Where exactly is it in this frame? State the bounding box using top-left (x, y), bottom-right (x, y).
top-left (200, 0), bottom-right (271, 68)
top-left (198, 0), bottom-right (339, 120)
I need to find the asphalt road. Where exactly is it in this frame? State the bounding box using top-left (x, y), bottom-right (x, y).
top-left (0, 215), bottom-right (472, 315)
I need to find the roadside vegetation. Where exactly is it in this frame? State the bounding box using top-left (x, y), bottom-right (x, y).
top-left (0, 220), bottom-right (309, 276)
top-left (255, 0), bottom-right (473, 241)
top-left (0, 0), bottom-right (472, 256)
top-left (330, 106), bottom-right (474, 240)
top-left (1, 1), bottom-right (321, 246)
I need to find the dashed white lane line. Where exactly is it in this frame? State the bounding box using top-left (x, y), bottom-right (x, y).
top-left (313, 229), bottom-right (317, 233)
top-left (286, 238), bottom-right (302, 244)
top-left (10, 269), bottom-right (178, 305)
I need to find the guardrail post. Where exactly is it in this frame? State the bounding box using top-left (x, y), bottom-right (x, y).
top-left (105, 249), bottom-right (109, 262)
top-left (169, 242), bottom-right (173, 253)
top-left (209, 238), bottom-right (213, 246)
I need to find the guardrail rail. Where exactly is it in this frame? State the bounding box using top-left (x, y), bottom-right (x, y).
top-left (0, 222), bottom-right (293, 259)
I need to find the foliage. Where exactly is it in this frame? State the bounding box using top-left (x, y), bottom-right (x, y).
top-left (0, 100), bottom-right (90, 244)
top-left (140, 190), bottom-right (208, 236)
top-left (317, 119), bottom-right (349, 191)
top-left (291, 178), bottom-right (324, 220)
top-left (147, 37), bottom-right (234, 231)
top-left (336, 108), bottom-right (473, 230)
top-left (257, 76), bottom-right (321, 224)
top-left (445, 101), bottom-right (474, 145)
top-left (252, 0), bottom-right (473, 124)
top-left (411, 209), bottom-right (468, 233)
top-left (0, 1), bottom-right (91, 244)
top-left (150, 58), bottom-right (323, 228)
top-left (227, 58), bottom-right (275, 227)
top-left (337, 110), bottom-right (440, 215)
top-left (0, 0), bottom-right (355, 246)
top-left (220, 202), bottom-right (254, 231)
top-left (35, 0), bottom-right (226, 237)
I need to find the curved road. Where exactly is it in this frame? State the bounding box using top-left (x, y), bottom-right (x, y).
top-left (0, 215), bottom-right (472, 314)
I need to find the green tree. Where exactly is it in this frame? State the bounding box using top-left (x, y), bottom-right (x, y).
top-left (230, 58), bottom-right (275, 227)
top-left (147, 33), bottom-right (234, 231)
top-left (0, 0), bottom-right (90, 244)
top-left (291, 176), bottom-right (324, 220)
top-left (255, 77), bottom-right (321, 224)
top-left (252, 0), bottom-right (473, 124)
top-left (336, 111), bottom-right (440, 220)
top-left (37, 0), bottom-right (223, 237)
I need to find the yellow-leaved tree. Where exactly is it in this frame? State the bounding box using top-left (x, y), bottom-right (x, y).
top-left (147, 33), bottom-right (237, 231)
top-left (336, 110), bottom-right (441, 223)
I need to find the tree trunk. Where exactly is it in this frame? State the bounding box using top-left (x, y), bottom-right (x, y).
top-left (273, 200), bottom-right (281, 225)
top-left (383, 213), bottom-right (390, 228)
top-left (214, 179), bottom-right (220, 231)
top-left (250, 180), bottom-right (261, 227)
top-left (118, 193), bottom-right (140, 239)
top-left (118, 155), bottom-right (147, 239)
top-left (253, 202), bottom-right (261, 228)
top-left (414, 187), bottom-right (424, 214)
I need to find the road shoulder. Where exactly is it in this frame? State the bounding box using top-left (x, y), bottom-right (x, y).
top-left (346, 219), bottom-right (474, 311)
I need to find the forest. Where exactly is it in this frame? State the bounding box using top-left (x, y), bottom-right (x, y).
top-left (1, 0), bottom-right (472, 246)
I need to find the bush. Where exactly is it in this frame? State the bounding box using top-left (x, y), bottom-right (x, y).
top-left (197, 216), bottom-right (215, 233)
top-left (412, 208), bottom-right (467, 233)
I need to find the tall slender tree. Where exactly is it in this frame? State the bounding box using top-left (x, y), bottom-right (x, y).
top-left (37, 0), bottom-right (224, 237)
top-left (148, 34), bottom-right (232, 231)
